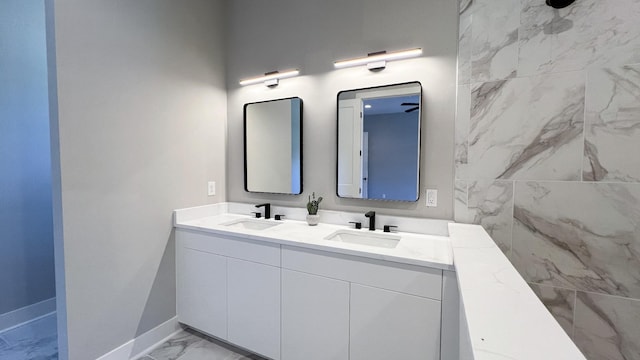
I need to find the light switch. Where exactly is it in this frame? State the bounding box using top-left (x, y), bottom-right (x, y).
top-left (426, 189), bottom-right (437, 207)
top-left (208, 181), bottom-right (216, 196)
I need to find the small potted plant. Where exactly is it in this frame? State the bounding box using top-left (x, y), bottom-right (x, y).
top-left (306, 192), bottom-right (323, 226)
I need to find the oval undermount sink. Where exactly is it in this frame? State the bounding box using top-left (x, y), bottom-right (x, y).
top-left (221, 218), bottom-right (281, 231)
top-left (324, 230), bottom-right (400, 249)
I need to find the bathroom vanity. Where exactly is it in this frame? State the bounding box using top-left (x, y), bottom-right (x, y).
top-left (175, 203), bottom-right (455, 360)
top-left (174, 203), bottom-right (586, 360)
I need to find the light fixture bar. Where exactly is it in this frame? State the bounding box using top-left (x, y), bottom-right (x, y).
top-left (239, 69), bottom-right (300, 86)
top-left (334, 48), bottom-right (423, 69)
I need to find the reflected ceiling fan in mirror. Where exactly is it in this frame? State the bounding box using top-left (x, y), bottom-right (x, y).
top-left (401, 102), bottom-right (419, 113)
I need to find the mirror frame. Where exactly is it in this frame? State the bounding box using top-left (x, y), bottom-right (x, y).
top-left (243, 97), bottom-right (303, 195)
top-left (335, 81), bottom-right (422, 202)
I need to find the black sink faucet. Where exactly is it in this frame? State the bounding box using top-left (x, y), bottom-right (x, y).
top-left (255, 203), bottom-right (271, 219)
top-left (365, 211), bottom-right (376, 231)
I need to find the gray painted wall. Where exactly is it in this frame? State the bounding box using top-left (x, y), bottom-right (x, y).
top-left (225, 0), bottom-right (458, 219)
top-left (49, 0), bottom-right (227, 358)
top-left (0, 0), bottom-right (55, 316)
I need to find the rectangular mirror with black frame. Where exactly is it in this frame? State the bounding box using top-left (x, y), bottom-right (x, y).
top-left (244, 97), bottom-right (303, 194)
top-left (337, 82), bottom-right (422, 202)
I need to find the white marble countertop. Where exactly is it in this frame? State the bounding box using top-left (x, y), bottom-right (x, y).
top-left (174, 203), bottom-right (453, 270)
top-left (449, 223), bottom-right (586, 360)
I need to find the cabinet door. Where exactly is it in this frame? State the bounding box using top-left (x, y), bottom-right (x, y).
top-left (227, 258), bottom-right (281, 360)
top-left (176, 247), bottom-right (227, 340)
top-left (281, 270), bottom-right (349, 360)
top-left (350, 284), bottom-right (441, 360)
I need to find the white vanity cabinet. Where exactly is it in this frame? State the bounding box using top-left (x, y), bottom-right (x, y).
top-left (176, 246), bottom-right (227, 340)
top-left (176, 228), bottom-right (453, 360)
top-left (281, 246), bottom-right (443, 360)
top-left (228, 258), bottom-right (281, 360)
top-left (176, 229), bottom-right (281, 359)
top-left (350, 284), bottom-right (441, 360)
top-left (281, 269), bottom-right (350, 360)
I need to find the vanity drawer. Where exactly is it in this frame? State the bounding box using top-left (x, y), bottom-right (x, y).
top-left (177, 229), bottom-right (280, 267)
top-left (282, 246), bottom-right (442, 300)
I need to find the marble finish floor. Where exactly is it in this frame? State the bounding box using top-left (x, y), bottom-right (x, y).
top-left (0, 313), bottom-right (58, 360)
top-left (141, 328), bottom-right (266, 360)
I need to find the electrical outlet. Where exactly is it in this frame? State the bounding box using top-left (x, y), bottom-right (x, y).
top-left (426, 189), bottom-right (437, 207)
top-left (207, 181), bottom-right (216, 196)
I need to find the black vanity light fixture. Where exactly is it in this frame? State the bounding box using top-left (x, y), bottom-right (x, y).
top-left (239, 69), bottom-right (300, 87)
top-left (334, 48), bottom-right (422, 71)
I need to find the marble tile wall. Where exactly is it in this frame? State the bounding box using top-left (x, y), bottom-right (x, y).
top-left (455, 0), bottom-right (640, 358)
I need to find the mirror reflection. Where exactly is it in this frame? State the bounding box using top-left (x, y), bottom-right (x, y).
top-left (244, 97), bottom-right (302, 194)
top-left (337, 82), bottom-right (421, 201)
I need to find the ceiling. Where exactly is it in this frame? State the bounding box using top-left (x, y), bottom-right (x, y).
top-left (363, 94), bottom-right (420, 116)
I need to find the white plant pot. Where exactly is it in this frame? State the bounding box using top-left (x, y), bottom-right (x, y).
top-left (306, 214), bottom-right (320, 226)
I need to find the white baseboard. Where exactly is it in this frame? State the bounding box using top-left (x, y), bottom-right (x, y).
top-left (0, 297), bottom-right (56, 333)
top-left (97, 316), bottom-right (181, 360)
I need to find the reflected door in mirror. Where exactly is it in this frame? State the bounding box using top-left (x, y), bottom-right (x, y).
top-left (337, 82), bottom-right (421, 202)
top-left (244, 97), bottom-right (303, 194)
top-left (338, 98), bottom-right (363, 198)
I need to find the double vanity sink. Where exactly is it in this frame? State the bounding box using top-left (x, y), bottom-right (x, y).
top-left (222, 218), bottom-right (401, 249)
top-left (174, 202), bottom-right (586, 360)
top-left (178, 207), bottom-right (453, 269)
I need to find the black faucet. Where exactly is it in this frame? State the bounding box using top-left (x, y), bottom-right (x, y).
top-left (365, 211), bottom-right (376, 231)
top-left (383, 225), bottom-right (398, 233)
top-left (255, 203), bottom-right (271, 219)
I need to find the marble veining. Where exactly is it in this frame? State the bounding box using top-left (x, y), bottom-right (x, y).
top-left (455, 84), bottom-right (470, 177)
top-left (468, 72), bottom-right (585, 180)
top-left (456, 180), bottom-right (514, 254)
top-left (454, 179), bottom-right (468, 224)
top-left (468, 180), bottom-right (513, 254)
top-left (574, 292), bottom-right (640, 360)
top-left (529, 283), bottom-right (575, 338)
top-left (518, 0), bottom-right (555, 77)
top-left (449, 223), bottom-right (586, 360)
top-left (470, 0), bottom-right (519, 82)
top-left (0, 313), bottom-right (58, 360)
top-left (518, 0), bottom-right (640, 77)
top-left (584, 64), bottom-right (640, 182)
top-left (512, 181), bottom-right (640, 298)
top-left (143, 330), bottom-right (202, 360)
top-left (457, 1), bottom-right (472, 85)
top-left (455, 0), bottom-right (640, 358)
top-left (142, 328), bottom-right (264, 360)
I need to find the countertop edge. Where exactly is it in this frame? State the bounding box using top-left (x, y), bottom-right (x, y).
top-left (175, 222), bottom-right (455, 271)
top-left (449, 223), bottom-right (587, 360)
